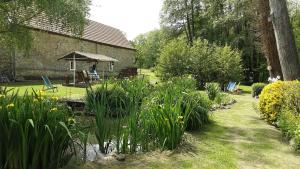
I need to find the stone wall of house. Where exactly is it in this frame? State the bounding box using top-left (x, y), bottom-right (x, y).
top-left (12, 30), bottom-right (136, 80)
top-left (0, 49), bottom-right (12, 79)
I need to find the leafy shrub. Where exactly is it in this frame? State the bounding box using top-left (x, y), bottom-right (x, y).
top-left (214, 93), bottom-right (234, 106)
top-left (182, 91), bottom-right (212, 130)
top-left (0, 91), bottom-right (76, 169)
top-left (157, 38), bottom-right (191, 79)
top-left (157, 39), bottom-right (243, 88)
top-left (205, 83), bottom-right (221, 101)
top-left (251, 83), bottom-right (266, 97)
top-left (190, 40), bottom-right (243, 88)
top-left (278, 110), bottom-right (300, 150)
top-left (259, 81), bottom-right (285, 124)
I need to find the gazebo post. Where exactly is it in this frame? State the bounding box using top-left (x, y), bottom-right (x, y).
top-left (73, 53), bottom-right (76, 86)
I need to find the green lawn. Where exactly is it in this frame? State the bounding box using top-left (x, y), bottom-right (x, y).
top-left (2, 82), bottom-right (102, 99)
top-left (139, 69), bottom-right (160, 84)
top-left (68, 94), bottom-right (300, 169)
top-left (2, 69), bottom-right (158, 99)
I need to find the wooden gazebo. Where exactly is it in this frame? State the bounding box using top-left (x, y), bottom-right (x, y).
top-left (58, 51), bottom-right (119, 86)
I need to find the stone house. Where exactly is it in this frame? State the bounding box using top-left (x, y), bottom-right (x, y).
top-left (0, 19), bottom-right (136, 81)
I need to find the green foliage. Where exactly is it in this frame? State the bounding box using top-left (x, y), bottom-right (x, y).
top-left (157, 38), bottom-right (191, 79)
top-left (190, 40), bottom-right (243, 87)
top-left (278, 110), bottom-right (300, 150)
top-left (133, 30), bottom-right (167, 68)
top-left (160, 0), bottom-right (266, 83)
top-left (157, 39), bottom-right (243, 87)
top-left (183, 91), bottom-right (211, 130)
top-left (251, 83), bottom-right (267, 97)
top-left (205, 83), bottom-right (221, 101)
top-left (0, 90), bottom-right (76, 169)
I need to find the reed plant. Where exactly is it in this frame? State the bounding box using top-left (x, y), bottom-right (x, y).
top-left (182, 91), bottom-right (212, 130)
top-left (0, 90), bottom-right (76, 169)
top-left (141, 85), bottom-right (191, 150)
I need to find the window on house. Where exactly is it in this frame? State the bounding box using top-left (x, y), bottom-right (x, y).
top-left (109, 62), bottom-right (114, 72)
top-left (70, 61), bottom-right (75, 70)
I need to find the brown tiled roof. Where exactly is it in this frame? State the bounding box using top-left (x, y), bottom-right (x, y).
top-left (26, 17), bottom-right (134, 50)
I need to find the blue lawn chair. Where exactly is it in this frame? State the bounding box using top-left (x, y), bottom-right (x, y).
top-left (42, 76), bottom-right (58, 92)
top-left (227, 82), bottom-right (236, 92)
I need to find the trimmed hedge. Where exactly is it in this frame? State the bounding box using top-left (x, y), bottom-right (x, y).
top-left (251, 83), bottom-right (266, 97)
top-left (259, 80), bottom-right (300, 124)
top-left (259, 81), bottom-right (285, 124)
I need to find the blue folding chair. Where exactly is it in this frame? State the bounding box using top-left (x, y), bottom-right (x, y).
top-left (42, 76), bottom-right (58, 92)
top-left (227, 82), bottom-right (236, 92)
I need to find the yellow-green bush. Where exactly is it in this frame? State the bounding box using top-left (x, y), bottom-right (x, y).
top-left (259, 81), bottom-right (300, 124)
top-left (282, 81), bottom-right (300, 113)
top-left (259, 81), bottom-right (285, 124)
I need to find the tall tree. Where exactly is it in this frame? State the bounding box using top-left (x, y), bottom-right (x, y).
top-left (257, 0), bottom-right (283, 78)
top-left (269, 0), bottom-right (300, 80)
top-left (161, 0), bottom-right (268, 83)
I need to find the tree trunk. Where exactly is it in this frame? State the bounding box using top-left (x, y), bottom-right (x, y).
top-left (269, 0), bottom-right (300, 80)
top-left (184, 0), bottom-right (193, 46)
top-left (257, 0), bottom-right (283, 79)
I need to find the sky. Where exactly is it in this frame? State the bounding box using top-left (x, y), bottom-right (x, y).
top-left (89, 0), bottom-right (163, 40)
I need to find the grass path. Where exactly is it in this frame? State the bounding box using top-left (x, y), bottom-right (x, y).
top-left (75, 94), bottom-right (300, 169)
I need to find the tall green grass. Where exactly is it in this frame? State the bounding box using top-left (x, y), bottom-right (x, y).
top-left (86, 76), bottom-right (211, 153)
top-left (86, 78), bottom-right (150, 154)
top-left (0, 89), bottom-right (77, 169)
top-left (141, 86), bottom-right (191, 150)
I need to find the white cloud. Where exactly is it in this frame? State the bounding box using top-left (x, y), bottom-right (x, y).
top-left (89, 0), bottom-right (163, 40)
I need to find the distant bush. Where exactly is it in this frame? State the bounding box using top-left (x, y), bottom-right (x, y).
top-left (251, 83), bottom-right (267, 97)
top-left (190, 40), bottom-right (243, 88)
top-left (205, 83), bottom-right (221, 101)
top-left (278, 110), bottom-right (300, 150)
top-left (183, 91), bottom-right (212, 130)
top-left (157, 39), bottom-right (243, 88)
top-left (259, 81), bottom-right (285, 124)
top-left (157, 38), bottom-right (191, 79)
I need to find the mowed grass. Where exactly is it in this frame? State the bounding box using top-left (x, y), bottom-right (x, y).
top-left (2, 81), bottom-right (103, 99)
top-left (70, 94), bottom-right (300, 169)
top-left (2, 69), bottom-right (158, 99)
top-left (139, 69), bottom-right (160, 84)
